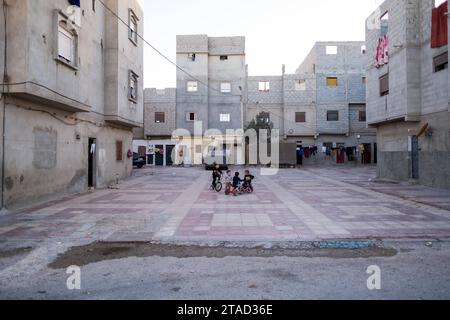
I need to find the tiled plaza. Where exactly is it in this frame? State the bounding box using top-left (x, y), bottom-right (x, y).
top-left (1, 166), bottom-right (450, 243)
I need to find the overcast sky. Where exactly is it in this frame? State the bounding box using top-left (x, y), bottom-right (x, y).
top-left (143, 0), bottom-right (385, 89)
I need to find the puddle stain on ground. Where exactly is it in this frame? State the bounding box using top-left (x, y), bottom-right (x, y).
top-left (48, 241), bottom-right (398, 269)
top-left (0, 247), bottom-right (33, 259)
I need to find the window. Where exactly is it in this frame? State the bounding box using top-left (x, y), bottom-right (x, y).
top-left (327, 110), bottom-right (339, 122)
top-left (187, 81), bottom-right (198, 92)
top-left (57, 19), bottom-right (78, 68)
top-left (220, 113), bottom-right (231, 122)
top-left (295, 79), bottom-right (306, 91)
top-left (129, 71), bottom-right (139, 102)
top-left (220, 55), bottom-right (228, 61)
top-left (186, 112), bottom-right (197, 122)
top-left (116, 141), bottom-right (123, 161)
top-left (220, 82), bottom-right (231, 93)
top-left (379, 73), bottom-right (389, 96)
top-left (381, 12), bottom-right (389, 37)
top-left (155, 112), bottom-right (165, 123)
top-left (362, 77), bottom-right (367, 84)
top-left (433, 52), bottom-right (448, 72)
top-left (295, 112), bottom-right (306, 123)
top-left (258, 81), bottom-right (270, 92)
top-left (326, 77), bottom-right (338, 87)
top-left (129, 9), bottom-right (138, 45)
top-left (188, 53), bottom-right (196, 61)
top-left (359, 110), bottom-right (367, 122)
top-left (326, 46), bottom-right (338, 55)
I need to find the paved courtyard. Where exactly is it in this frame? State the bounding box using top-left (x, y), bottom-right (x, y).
top-left (1, 166), bottom-right (450, 244)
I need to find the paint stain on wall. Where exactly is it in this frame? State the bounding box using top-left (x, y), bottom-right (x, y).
top-left (33, 127), bottom-right (57, 169)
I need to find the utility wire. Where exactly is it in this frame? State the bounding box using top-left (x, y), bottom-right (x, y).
top-left (97, 0), bottom-right (243, 98)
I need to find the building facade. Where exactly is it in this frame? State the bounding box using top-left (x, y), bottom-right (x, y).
top-left (0, 0), bottom-right (144, 209)
top-left (366, 0), bottom-right (450, 189)
top-left (133, 88), bottom-right (177, 166)
top-left (175, 35), bottom-right (246, 166)
top-left (247, 42), bottom-right (377, 165)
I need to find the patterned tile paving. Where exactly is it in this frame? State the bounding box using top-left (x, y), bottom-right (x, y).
top-left (0, 166), bottom-right (450, 243)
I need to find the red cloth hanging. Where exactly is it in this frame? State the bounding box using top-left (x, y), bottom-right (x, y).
top-left (431, 1), bottom-right (448, 48)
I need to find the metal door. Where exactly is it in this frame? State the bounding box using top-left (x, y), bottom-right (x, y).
top-left (411, 136), bottom-right (419, 179)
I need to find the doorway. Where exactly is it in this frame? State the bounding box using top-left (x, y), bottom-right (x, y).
top-left (411, 136), bottom-right (419, 179)
top-left (374, 143), bottom-right (378, 164)
top-left (166, 145), bottom-right (175, 166)
top-left (88, 138), bottom-right (96, 188)
top-left (155, 145), bottom-right (164, 166)
top-left (362, 143), bottom-right (372, 164)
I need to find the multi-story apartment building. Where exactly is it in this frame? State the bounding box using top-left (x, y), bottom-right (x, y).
top-left (366, 0), bottom-right (449, 189)
top-left (247, 42), bottom-right (377, 165)
top-left (133, 88), bottom-right (177, 166)
top-left (175, 35), bottom-right (246, 165)
top-left (0, 0), bottom-right (144, 209)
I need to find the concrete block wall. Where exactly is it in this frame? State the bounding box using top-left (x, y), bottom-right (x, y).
top-left (144, 88), bottom-right (176, 137)
top-left (366, 0), bottom-right (450, 189)
top-left (0, 0), bottom-right (144, 209)
top-left (176, 35), bottom-right (245, 135)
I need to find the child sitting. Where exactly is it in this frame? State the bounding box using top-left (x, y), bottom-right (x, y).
top-left (232, 172), bottom-right (242, 196)
top-left (242, 170), bottom-right (255, 192)
top-left (224, 170), bottom-right (233, 194)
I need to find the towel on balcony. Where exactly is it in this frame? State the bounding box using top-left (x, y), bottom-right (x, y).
top-left (431, 1), bottom-right (448, 48)
top-left (374, 35), bottom-right (389, 68)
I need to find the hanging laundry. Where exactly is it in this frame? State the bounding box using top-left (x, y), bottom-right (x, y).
top-left (374, 35), bottom-right (389, 68)
top-left (431, 1), bottom-right (448, 48)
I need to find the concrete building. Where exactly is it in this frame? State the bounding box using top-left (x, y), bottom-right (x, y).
top-left (0, 0), bottom-right (144, 209)
top-left (366, 0), bottom-right (450, 189)
top-left (247, 42), bottom-right (377, 165)
top-left (175, 35), bottom-right (246, 166)
top-left (133, 88), bottom-right (177, 166)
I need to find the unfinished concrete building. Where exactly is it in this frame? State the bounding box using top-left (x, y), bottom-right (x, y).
top-left (247, 42), bottom-right (377, 165)
top-left (0, 0), bottom-right (144, 209)
top-left (366, 0), bottom-right (449, 189)
top-left (175, 35), bottom-right (246, 165)
top-left (133, 88), bottom-right (177, 166)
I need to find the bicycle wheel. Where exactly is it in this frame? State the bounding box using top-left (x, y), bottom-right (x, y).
top-left (215, 182), bottom-right (223, 192)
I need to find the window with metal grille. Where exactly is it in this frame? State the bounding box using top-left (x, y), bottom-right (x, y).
top-left (359, 110), bottom-right (367, 122)
top-left (379, 73), bottom-right (389, 96)
top-left (295, 112), bottom-right (306, 123)
top-left (327, 110), bottom-right (339, 121)
top-left (155, 112), bottom-right (165, 123)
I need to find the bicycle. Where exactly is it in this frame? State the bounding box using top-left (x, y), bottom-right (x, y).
top-left (211, 176), bottom-right (223, 192)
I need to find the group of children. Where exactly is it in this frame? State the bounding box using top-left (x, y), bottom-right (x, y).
top-left (212, 166), bottom-right (255, 196)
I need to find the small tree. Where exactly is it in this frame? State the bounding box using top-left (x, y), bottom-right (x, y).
top-left (244, 112), bottom-right (274, 164)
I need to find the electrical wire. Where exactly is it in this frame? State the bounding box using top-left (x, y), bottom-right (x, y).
top-left (97, 0), bottom-right (244, 98)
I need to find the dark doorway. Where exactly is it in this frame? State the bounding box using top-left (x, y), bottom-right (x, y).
top-left (374, 143), bottom-right (378, 164)
top-left (411, 136), bottom-right (419, 179)
top-left (88, 138), bottom-right (96, 188)
top-left (296, 144), bottom-right (303, 166)
top-left (155, 145), bottom-right (164, 166)
top-left (362, 143), bottom-right (372, 164)
top-left (166, 145), bottom-right (175, 166)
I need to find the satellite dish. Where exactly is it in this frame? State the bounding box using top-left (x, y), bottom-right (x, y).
top-left (66, 5), bottom-right (82, 28)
